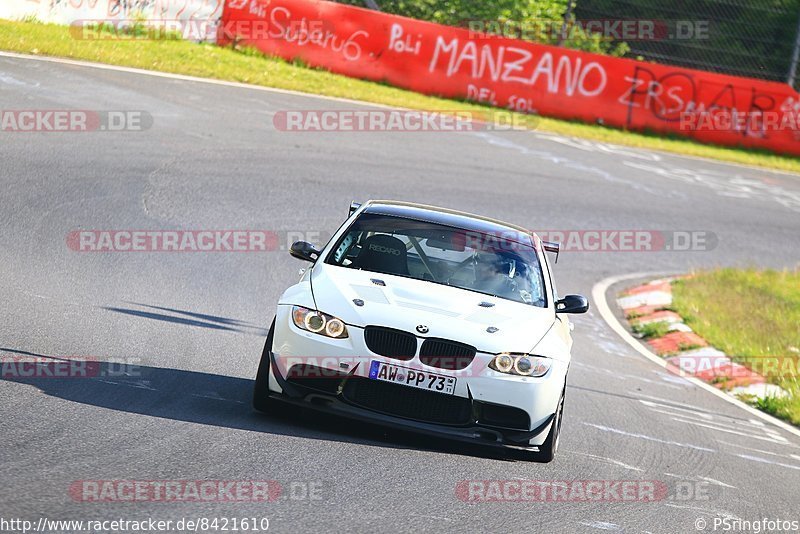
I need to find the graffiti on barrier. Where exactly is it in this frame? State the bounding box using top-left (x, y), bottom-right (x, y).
top-left (218, 0), bottom-right (800, 156)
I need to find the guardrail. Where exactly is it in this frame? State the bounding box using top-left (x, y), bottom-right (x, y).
top-left (218, 0), bottom-right (800, 156)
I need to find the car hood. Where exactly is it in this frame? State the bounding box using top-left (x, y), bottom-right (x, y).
top-left (310, 264), bottom-right (555, 354)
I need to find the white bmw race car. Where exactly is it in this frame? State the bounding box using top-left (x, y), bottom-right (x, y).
top-left (253, 200), bottom-right (588, 462)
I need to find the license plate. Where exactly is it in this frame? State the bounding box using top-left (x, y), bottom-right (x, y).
top-left (368, 360), bottom-right (456, 395)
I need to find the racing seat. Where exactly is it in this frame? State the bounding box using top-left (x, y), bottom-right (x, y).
top-left (354, 234), bottom-right (409, 276)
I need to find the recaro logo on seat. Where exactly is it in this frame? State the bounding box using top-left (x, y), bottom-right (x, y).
top-left (369, 244), bottom-right (401, 255)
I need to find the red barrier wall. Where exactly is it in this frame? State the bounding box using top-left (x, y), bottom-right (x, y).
top-left (219, 0), bottom-right (800, 156)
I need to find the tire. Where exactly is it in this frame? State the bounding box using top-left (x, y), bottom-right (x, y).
top-left (523, 387), bottom-right (565, 463)
top-left (252, 317), bottom-right (277, 413)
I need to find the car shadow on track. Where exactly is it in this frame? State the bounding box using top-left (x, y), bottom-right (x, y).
top-left (0, 348), bottom-right (517, 463)
top-left (101, 304), bottom-right (270, 336)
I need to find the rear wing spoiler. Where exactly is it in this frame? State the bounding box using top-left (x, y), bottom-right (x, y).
top-left (541, 240), bottom-right (560, 263)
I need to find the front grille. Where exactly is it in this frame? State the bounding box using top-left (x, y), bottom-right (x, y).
top-left (419, 338), bottom-right (476, 370)
top-left (364, 326), bottom-right (417, 360)
top-left (476, 401), bottom-right (531, 430)
top-left (342, 377), bottom-right (472, 425)
top-left (286, 364), bottom-right (348, 395)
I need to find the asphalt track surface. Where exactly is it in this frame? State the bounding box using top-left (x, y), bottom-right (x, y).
top-left (2, 54), bottom-right (800, 533)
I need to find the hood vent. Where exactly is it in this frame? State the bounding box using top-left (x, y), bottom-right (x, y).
top-left (351, 285), bottom-right (390, 304)
top-left (396, 300), bottom-right (459, 317)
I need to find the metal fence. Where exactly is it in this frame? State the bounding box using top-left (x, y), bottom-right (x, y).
top-left (573, 0), bottom-right (800, 85)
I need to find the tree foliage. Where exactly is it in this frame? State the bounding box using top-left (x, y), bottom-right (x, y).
top-left (337, 0), bottom-right (629, 56)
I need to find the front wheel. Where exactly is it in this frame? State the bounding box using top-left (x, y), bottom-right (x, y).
top-left (252, 317), bottom-right (276, 413)
top-left (523, 387), bottom-right (565, 463)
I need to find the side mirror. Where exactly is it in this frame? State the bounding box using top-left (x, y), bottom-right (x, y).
top-left (556, 294), bottom-right (589, 314)
top-left (290, 241), bottom-right (320, 263)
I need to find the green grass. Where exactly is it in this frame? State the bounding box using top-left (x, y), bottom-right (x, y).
top-left (2, 19), bottom-right (800, 173)
top-left (631, 320), bottom-right (671, 340)
top-left (672, 268), bottom-right (800, 425)
top-left (753, 381), bottom-right (800, 425)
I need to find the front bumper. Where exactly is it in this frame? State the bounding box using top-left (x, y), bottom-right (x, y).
top-left (267, 351), bottom-right (555, 449)
top-left (264, 306), bottom-right (567, 448)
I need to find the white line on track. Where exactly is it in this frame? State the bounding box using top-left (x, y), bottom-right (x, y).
top-left (717, 440), bottom-right (785, 457)
top-left (641, 403), bottom-right (786, 436)
top-left (592, 272), bottom-right (800, 439)
top-left (635, 393), bottom-right (724, 412)
top-left (582, 423), bottom-right (716, 452)
top-left (662, 473), bottom-right (736, 488)
top-left (579, 520), bottom-right (622, 531)
top-left (663, 503), bottom-right (740, 520)
top-left (697, 476), bottom-right (737, 489)
top-left (736, 454), bottom-right (800, 471)
top-left (573, 361), bottom-right (683, 389)
top-left (647, 407), bottom-right (714, 420)
top-left (640, 400), bottom-right (714, 420)
top-left (566, 451), bottom-right (645, 472)
top-left (191, 393), bottom-right (246, 404)
top-left (668, 417), bottom-right (788, 444)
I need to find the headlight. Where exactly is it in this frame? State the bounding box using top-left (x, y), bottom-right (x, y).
top-left (291, 306), bottom-right (349, 339)
top-left (489, 353), bottom-right (551, 377)
top-left (325, 318), bottom-right (346, 338)
top-left (494, 353), bottom-right (514, 373)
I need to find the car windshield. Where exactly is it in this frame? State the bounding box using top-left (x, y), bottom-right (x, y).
top-left (325, 213), bottom-right (547, 307)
